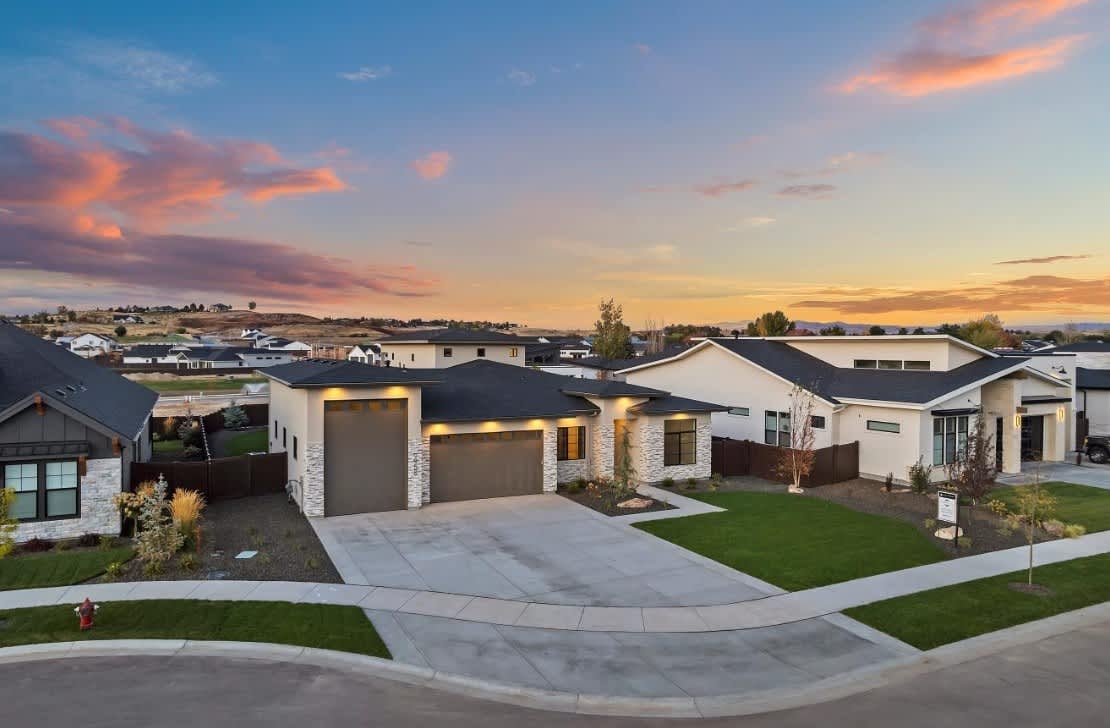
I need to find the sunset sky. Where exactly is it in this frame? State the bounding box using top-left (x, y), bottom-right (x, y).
top-left (2, 0), bottom-right (1108, 328)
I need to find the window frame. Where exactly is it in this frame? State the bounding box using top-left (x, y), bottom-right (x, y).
top-left (664, 419), bottom-right (697, 466)
top-left (878, 359), bottom-right (902, 370)
top-left (557, 425), bottom-right (585, 461)
top-left (853, 359), bottom-right (877, 369)
top-left (477, 347), bottom-right (486, 358)
top-left (293, 436), bottom-right (298, 460)
top-left (904, 360), bottom-right (931, 371)
top-left (810, 415), bottom-right (826, 430)
top-left (282, 427), bottom-right (287, 449)
top-left (727, 407), bottom-right (750, 417)
top-left (509, 347), bottom-right (519, 357)
top-left (866, 420), bottom-right (901, 434)
top-left (443, 347), bottom-right (453, 358)
top-left (4, 459), bottom-right (82, 522)
top-left (932, 415), bottom-right (969, 466)
top-left (764, 410), bottom-right (791, 446)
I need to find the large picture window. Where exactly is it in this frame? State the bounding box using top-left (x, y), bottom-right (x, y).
top-left (933, 415), bottom-right (969, 466)
top-left (764, 411), bottom-right (791, 446)
top-left (664, 419), bottom-right (697, 466)
top-left (557, 426), bottom-right (585, 461)
top-left (4, 460), bottom-right (80, 521)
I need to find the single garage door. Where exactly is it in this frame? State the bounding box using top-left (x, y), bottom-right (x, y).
top-left (324, 399), bottom-right (407, 516)
top-left (430, 430), bottom-right (543, 503)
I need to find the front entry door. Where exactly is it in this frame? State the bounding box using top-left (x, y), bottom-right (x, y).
top-left (1021, 415), bottom-right (1044, 461)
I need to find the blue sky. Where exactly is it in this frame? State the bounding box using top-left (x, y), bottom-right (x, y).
top-left (1, 1), bottom-right (1107, 327)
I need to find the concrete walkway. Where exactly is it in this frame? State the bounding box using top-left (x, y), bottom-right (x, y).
top-left (6, 529), bottom-right (1109, 633)
top-left (996, 460), bottom-right (1110, 489)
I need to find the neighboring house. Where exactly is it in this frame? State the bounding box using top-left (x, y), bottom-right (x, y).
top-left (570, 350), bottom-right (689, 380)
top-left (377, 329), bottom-right (525, 368)
top-left (619, 336), bottom-right (1074, 484)
top-left (63, 333), bottom-right (119, 358)
top-left (121, 344), bottom-right (190, 365)
top-left (263, 359), bottom-right (723, 516)
top-left (347, 343), bottom-right (381, 365)
top-left (0, 321), bottom-right (157, 542)
top-left (257, 336), bottom-right (313, 354)
top-left (1046, 342), bottom-right (1110, 436)
top-left (524, 341), bottom-right (563, 366)
top-left (112, 314), bottom-right (145, 324)
top-left (534, 336), bottom-right (592, 359)
top-left (241, 328), bottom-right (266, 341)
top-left (176, 346), bottom-right (297, 369)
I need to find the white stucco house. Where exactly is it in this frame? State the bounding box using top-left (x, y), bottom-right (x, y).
top-left (61, 333), bottom-right (119, 358)
top-left (377, 329), bottom-right (525, 369)
top-left (619, 336), bottom-right (1075, 484)
top-left (262, 359), bottom-right (723, 516)
top-left (347, 343), bottom-right (381, 365)
top-left (1038, 342), bottom-right (1110, 437)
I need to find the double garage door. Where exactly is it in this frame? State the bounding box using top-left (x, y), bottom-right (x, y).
top-left (323, 400), bottom-right (543, 515)
top-left (430, 430), bottom-right (543, 503)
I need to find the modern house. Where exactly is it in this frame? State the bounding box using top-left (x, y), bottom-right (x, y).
top-left (619, 336), bottom-right (1074, 484)
top-left (262, 359), bottom-right (723, 516)
top-left (1046, 342), bottom-right (1110, 436)
top-left (377, 329), bottom-right (525, 368)
top-left (121, 343), bottom-right (191, 365)
top-left (60, 333), bottom-right (119, 358)
top-left (181, 347), bottom-right (297, 369)
top-left (1, 320), bottom-right (157, 542)
top-left (347, 343), bottom-right (381, 365)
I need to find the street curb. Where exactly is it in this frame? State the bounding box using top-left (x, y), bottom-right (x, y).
top-left (2, 601), bottom-right (1108, 718)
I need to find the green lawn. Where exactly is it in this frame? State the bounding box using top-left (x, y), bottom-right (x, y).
top-left (223, 428), bottom-right (268, 456)
top-left (140, 377), bottom-right (266, 394)
top-left (634, 491), bottom-right (947, 591)
top-left (0, 547), bottom-right (135, 591)
top-left (0, 600), bottom-right (391, 657)
top-left (845, 552), bottom-right (1110, 650)
top-left (153, 439), bottom-right (184, 455)
top-left (992, 482), bottom-right (1110, 533)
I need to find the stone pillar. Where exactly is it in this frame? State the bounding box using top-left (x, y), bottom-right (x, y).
top-left (302, 442), bottom-right (325, 517)
top-left (407, 436), bottom-right (429, 508)
top-left (590, 422), bottom-right (615, 480)
top-left (542, 424), bottom-right (558, 492)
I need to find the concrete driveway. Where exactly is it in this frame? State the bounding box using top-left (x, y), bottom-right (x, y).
top-left (312, 494), bottom-right (772, 607)
top-left (996, 460), bottom-right (1110, 489)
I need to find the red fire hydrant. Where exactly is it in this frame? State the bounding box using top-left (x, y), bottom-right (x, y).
top-left (74, 597), bottom-right (98, 631)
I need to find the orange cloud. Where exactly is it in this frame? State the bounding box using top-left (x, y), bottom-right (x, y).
top-left (411, 150), bottom-right (452, 180)
top-left (921, 0), bottom-right (1089, 36)
top-left (839, 35), bottom-right (1082, 96)
top-left (693, 179), bottom-right (758, 197)
top-left (0, 118), bottom-right (347, 224)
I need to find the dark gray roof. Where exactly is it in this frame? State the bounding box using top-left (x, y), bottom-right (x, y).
top-left (1048, 341), bottom-right (1110, 352)
top-left (630, 395), bottom-right (728, 415)
top-left (262, 359), bottom-right (445, 387)
top-left (422, 361), bottom-right (601, 422)
top-left (126, 344), bottom-right (175, 358)
top-left (378, 329), bottom-right (522, 345)
top-left (183, 346), bottom-right (252, 362)
top-left (559, 379), bottom-right (668, 398)
top-left (0, 320), bottom-right (157, 438)
top-left (1078, 368), bottom-right (1110, 390)
top-left (576, 349), bottom-right (685, 371)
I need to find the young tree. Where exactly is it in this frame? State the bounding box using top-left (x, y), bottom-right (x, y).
top-left (912, 327), bottom-right (926, 335)
top-left (114, 325), bottom-right (127, 337)
top-left (745, 311), bottom-right (794, 337)
top-left (868, 325), bottom-right (886, 336)
top-left (959, 314), bottom-right (1013, 349)
top-left (248, 301), bottom-right (257, 311)
top-left (774, 385), bottom-right (817, 494)
top-left (222, 401), bottom-right (250, 429)
top-left (0, 488), bottom-right (18, 559)
top-left (613, 425), bottom-right (638, 497)
top-left (593, 298), bottom-right (634, 360)
top-left (1012, 471), bottom-right (1057, 587)
top-left (945, 411), bottom-right (996, 504)
top-left (643, 318), bottom-right (666, 355)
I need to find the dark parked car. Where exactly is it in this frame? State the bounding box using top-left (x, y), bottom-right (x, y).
top-left (1086, 435), bottom-right (1110, 464)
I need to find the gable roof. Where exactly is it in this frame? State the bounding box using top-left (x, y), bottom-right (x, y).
top-left (1050, 341), bottom-right (1110, 353)
top-left (377, 328), bottom-right (522, 345)
top-left (558, 378), bottom-right (668, 398)
top-left (421, 361), bottom-right (601, 422)
top-left (1078, 367), bottom-right (1110, 390)
top-left (0, 320), bottom-right (157, 438)
top-left (575, 349), bottom-right (686, 371)
top-left (126, 344), bottom-right (175, 358)
top-left (262, 359), bottom-right (445, 387)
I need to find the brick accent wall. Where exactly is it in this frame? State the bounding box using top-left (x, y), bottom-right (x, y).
top-left (14, 458), bottom-right (122, 543)
top-left (302, 442), bottom-right (325, 517)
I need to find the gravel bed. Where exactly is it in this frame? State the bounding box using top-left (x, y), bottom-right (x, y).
top-left (558, 486), bottom-right (675, 517)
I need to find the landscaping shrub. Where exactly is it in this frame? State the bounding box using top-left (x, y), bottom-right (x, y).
top-left (161, 416), bottom-right (179, 440)
top-left (183, 445), bottom-right (204, 459)
top-left (1063, 524), bottom-right (1087, 539)
top-left (99, 535), bottom-right (117, 551)
top-left (20, 537), bottom-right (55, 553)
top-left (171, 489), bottom-right (206, 550)
top-left (77, 533), bottom-right (100, 548)
top-left (178, 420), bottom-right (203, 448)
top-left (222, 401), bottom-right (250, 429)
top-left (684, 477), bottom-right (697, 490)
top-left (0, 488), bottom-right (17, 559)
top-left (135, 477), bottom-right (184, 575)
top-left (178, 553), bottom-right (200, 572)
top-left (907, 458), bottom-right (932, 495)
top-left (661, 477), bottom-right (675, 488)
top-left (709, 473), bottom-right (723, 492)
top-left (104, 561), bottom-right (125, 580)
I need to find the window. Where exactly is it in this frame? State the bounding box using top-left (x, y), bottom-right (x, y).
top-left (878, 360), bottom-right (902, 370)
top-left (904, 360), bottom-right (931, 371)
top-left (811, 415), bottom-right (826, 430)
top-left (728, 407), bottom-right (750, 417)
top-left (866, 420), bottom-right (900, 434)
top-left (764, 411), bottom-right (791, 446)
top-left (410, 353), bottom-right (415, 362)
top-left (282, 427), bottom-right (287, 448)
top-left (933, 415), bottom-right (969, 465)
top-left (557, 426), bottom-right (585, 460)
top-left (664, 419), bottom-right (697, 466)
top-left (477, 347), bottom-right (486, 357)
top-left (4, 463), bottom-right (38, 519)
top-left (45, 461), bottom-right (78, 517)
top-left (509, 347), bottom-right (519, 357)
top-left (443, 347), bottom-right (453, 358)
top-left (293, 437), bottom-right (298, 460)
top-left (854, 359), bottom-right (877, 369)
top-left (274, 419), bottom-right (278, 438)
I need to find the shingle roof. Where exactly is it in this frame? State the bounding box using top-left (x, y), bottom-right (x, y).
top-left (630, 395), bottom-right (728, 415)
top-left (377, 329), bottom-right (522, 345)
top-left (1078, 367), bottom-right (1110, 390)
top-left (576, 349), bottom-right (685, 371)
top-left (558, 379), bottom-right (668, 398)
top-left (1050, 341), bottom-right (1110, 352)
top-left (421, 361), bottom-right (601, 422)
top-left (126, 344), bottom-right (175, 358)
top-left (0, 321), bottom-right (157, 438)
top-left (183, 347), bottom-right (252, 362)
top-left (262, 359), bottom-right (445, 387)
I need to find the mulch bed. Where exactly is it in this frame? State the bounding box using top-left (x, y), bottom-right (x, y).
top-left (101, 493), bottom-right (341, 584)
top-left (682, 476), bottom-right (1054, 558)
top-left (558, 486), bottom-right (676, 517)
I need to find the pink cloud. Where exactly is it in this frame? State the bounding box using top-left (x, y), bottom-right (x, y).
top-left (693, 179), bottom-right (758, 198)
top-left (921, 0), bottom-right (1089, 37)
top-left (839, 35), bottom-right (1083, 96)
top-left (42, 116), bottom-right (102, 141)
top-left (410, 150), bottom-right (452, 180)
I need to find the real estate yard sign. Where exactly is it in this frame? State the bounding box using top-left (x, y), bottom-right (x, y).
top-left (937, 490), bottom-right (958, 524)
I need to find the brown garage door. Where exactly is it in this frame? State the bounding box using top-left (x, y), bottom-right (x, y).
top-left (430, 430), bottom-right (543, 503)
top-left (324, 399), bottom-right (407, 516)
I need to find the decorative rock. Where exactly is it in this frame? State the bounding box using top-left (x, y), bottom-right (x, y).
top-left (617, 497), bottom-right (655, 510)
top-left (934, 525), bottom-right (964, 540)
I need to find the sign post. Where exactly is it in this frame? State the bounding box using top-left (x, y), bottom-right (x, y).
top-left (937, 489), bottom-right (959, 552)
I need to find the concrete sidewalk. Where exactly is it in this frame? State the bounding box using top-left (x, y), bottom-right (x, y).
top-left (5, 529), bottom-right (1109, 633)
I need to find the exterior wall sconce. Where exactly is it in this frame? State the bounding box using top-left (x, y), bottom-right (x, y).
top-left (1013, 414), bottom-right (1022, 429)
top-left (1057, 407), bottom-right (1066, 423)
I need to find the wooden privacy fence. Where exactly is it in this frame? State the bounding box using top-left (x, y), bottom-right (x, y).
top-left (130, 452), bottom-right (287, 501)
top-left (711, 437), bottom-right (859, 487)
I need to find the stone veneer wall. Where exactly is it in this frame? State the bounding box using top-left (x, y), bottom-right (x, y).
top-left (590, 422), bottom-right (615, 480)
top-left (409, 436), bottom-right (430, 508)
top-left (634, 416), bottom-right (713, 484)
top-left (302, 442), bottom-right (325, 517)
top-left (542, 424), bottom-right (558, 492)
top-left (556, 458), bottom-right (589, 484)
top-left (14, 458), bottom-right (122, 543)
